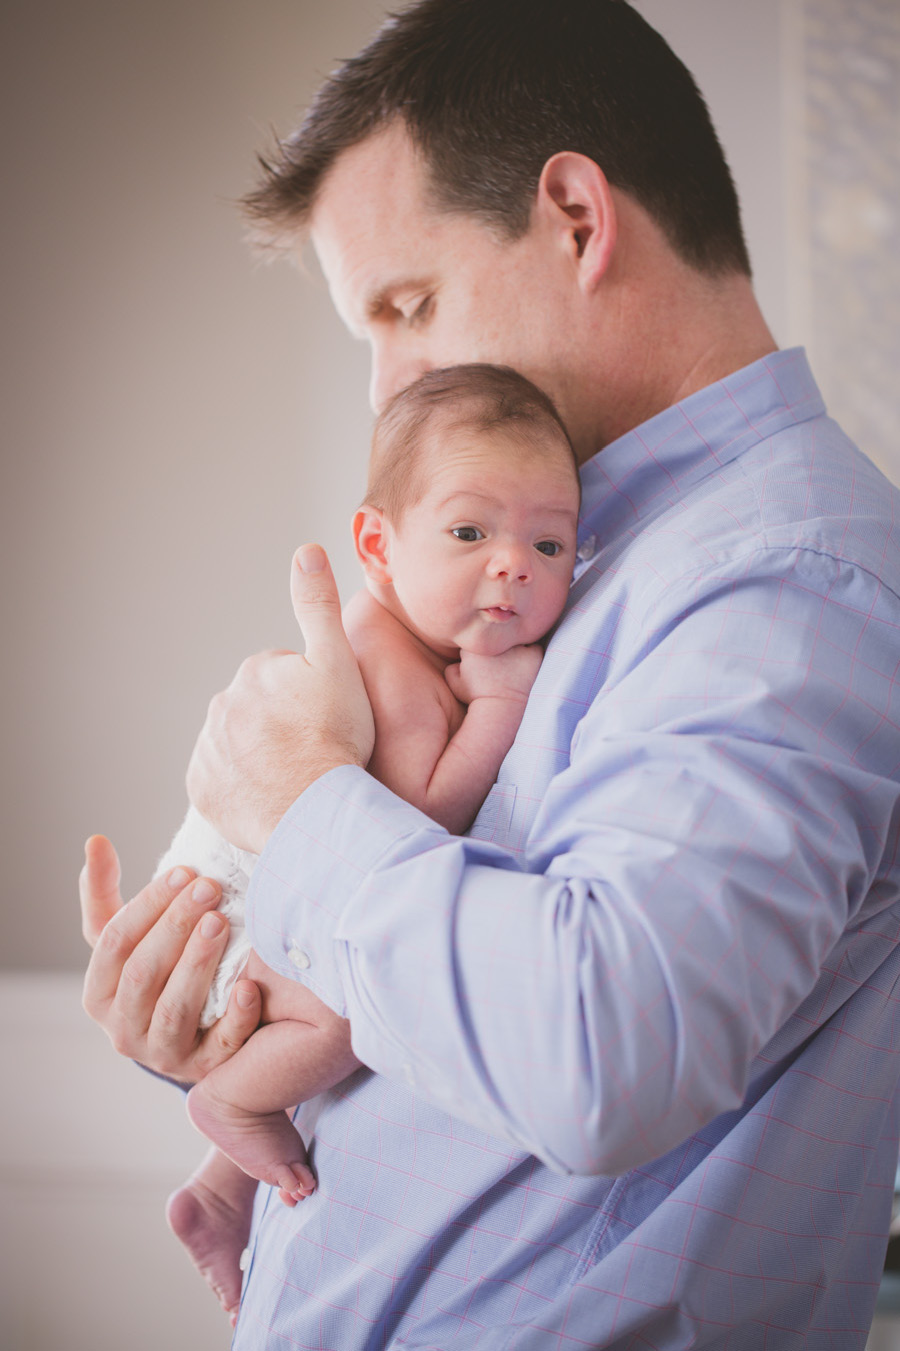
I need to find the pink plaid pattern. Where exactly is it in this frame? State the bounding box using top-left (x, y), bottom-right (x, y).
top-left (242, 350), bottom-right (900, 1348)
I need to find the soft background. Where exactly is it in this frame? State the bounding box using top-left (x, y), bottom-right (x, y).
top-left (1, 0), bottom-right (898, 1347)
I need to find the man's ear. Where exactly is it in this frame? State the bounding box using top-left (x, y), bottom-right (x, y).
top-left (536, 152), bottom-right (617, 292)
top-left (352, 505), bottom-right (393, 583)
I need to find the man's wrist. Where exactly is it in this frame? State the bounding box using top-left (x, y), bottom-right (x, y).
top-left (257, 752), bottom-right (361, 852)
top-left (247, 765), bottom-right (393, 1016)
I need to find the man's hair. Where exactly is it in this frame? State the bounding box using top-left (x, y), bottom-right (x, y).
top-left (241, 0), bottom-right (750, 277)
top-left (366, 363), bottom-right (579, 521)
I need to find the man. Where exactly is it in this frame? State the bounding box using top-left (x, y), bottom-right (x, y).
top-left (81, 1), bottom-right (900, 1345)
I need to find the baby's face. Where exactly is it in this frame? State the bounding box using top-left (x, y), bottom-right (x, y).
top-left (384, 424), bottom-right (580, 658)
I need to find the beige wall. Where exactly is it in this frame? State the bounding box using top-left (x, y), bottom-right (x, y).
top-left (1, 0), bottom-right (892, 971)
top-left (3, 0), bottom-right (379, 967)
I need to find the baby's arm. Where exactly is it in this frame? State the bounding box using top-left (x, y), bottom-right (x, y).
top-left (358, 622), bottom-right (542, 835)
top-left (427, 644), bottom-right (542, 832)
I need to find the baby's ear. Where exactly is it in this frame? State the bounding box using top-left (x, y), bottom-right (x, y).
top-left (353, 505), bottom-right (393, 582)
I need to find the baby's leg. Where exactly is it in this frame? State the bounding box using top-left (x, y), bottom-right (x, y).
top-left (186, 1002), bottom-right (359, 1200)
top-left (166, 1147), bottom-right (256, 1327)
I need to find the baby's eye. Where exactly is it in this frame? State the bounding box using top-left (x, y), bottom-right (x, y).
top-left (452, 526), bottom-right (484, 542)
top-left (535, 540), bottom-right (562, 557)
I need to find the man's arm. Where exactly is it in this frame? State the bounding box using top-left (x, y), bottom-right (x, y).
top-left (84, 543), bottom-right (889, 1174)
top-left (80, 543), bottom-right (374, 1078)
top-left (237, 550), bottom-right (893, 1177)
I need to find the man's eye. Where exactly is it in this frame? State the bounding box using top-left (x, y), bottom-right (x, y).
top-left (405, 295), bottom-right (433, 326)
top-left (535, 540), bottom-right (562, 556)
top-left (452, 526), bottom-right (484, 542)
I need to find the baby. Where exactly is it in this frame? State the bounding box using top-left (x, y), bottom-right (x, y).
top-left (160, 362), bottom-right (581, 1321)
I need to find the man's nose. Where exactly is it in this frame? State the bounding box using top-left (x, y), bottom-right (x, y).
top-left (368, 349), bottom-right (431, 414)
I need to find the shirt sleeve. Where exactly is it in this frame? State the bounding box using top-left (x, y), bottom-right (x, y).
top-left (245, 545), bottom-right (898, 1177)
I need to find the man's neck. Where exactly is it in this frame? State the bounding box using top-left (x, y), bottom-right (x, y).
top-left (665, 280), bottom-right (778, 409)
top-left (579, 200), bottom-right (778, 459)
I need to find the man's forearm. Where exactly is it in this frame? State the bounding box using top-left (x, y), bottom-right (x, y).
top-left (244, 744), bottom-right (851, 1179)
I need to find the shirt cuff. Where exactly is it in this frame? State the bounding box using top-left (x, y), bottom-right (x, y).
top-left (244, 764), bottom-right (448, 1015)
top-left (136, 1062), bottom-right (190, 1093)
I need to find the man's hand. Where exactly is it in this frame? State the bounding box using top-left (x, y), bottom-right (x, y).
top-left (445, 643), bottom-right (544, 707)
top-left (187, 545), bottom-right (376, 854)
top-left (80, 834), bottom-right (261, 1083)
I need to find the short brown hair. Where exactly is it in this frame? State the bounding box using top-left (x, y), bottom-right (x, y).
top-left (242, 0), bottom-right (750, 277)
top-left (365, 363), bottom-right (579, 521)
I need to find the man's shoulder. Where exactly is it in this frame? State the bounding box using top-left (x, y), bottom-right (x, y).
top-left (627, 406), bottom-right (900, 590)
top-left (570, 412), bottom-right (900, 661)
top-left (717, 411), bottom-right (900, 583)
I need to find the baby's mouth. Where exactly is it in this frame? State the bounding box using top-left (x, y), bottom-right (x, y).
top-left (483, 605), bottom-right (517, 622)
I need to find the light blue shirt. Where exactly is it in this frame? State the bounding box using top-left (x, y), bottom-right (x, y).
top-left (240, 349), bottom-right (900, 1349)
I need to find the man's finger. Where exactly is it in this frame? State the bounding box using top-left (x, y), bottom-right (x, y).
top-left (111, 876), bottom-right (225, 1029)
top-left (80, 835), bottom-right (123, 947)
top-left (83, 869), bottom-right (213, 1022)
top-left (290, 544), bottom-right (351, 664)
top-left (147, 905), bottom-right (232, 1074)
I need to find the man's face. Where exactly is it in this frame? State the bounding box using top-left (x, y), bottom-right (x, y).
top-left (381, 423), bottom-right (579, 658)
top-left (310, 123), bottom-right (593, 459)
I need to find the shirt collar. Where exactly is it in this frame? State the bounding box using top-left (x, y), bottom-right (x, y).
top-left (575, 348), bottom-right (825, 562)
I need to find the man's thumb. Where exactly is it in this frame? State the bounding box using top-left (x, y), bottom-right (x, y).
top-left (290, 544), bottom-right (346, 661)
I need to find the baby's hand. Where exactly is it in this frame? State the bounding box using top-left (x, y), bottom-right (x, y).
top-left (445, 644), bottom-right (543, 706)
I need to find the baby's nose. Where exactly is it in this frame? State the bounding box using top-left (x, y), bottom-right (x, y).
top-left (490, 544), bottom-right (532, 582)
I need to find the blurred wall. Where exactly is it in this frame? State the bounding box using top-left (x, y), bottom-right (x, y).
top-left (1, 0), bottom-right (895, 970)
top-left (2, 0), bottom-right (380, 966)
top-left (783, 0), bottom-right (900, 481)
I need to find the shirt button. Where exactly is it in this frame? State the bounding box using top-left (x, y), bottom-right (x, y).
top-left (288, 944), bottom-right (311, 970)
top-left (577, 534), bottom-right (596, 562)
top-left (239, 1247), bottom-right (250, 1271)
top-left (401, 1062), bottom-right (416, 1088)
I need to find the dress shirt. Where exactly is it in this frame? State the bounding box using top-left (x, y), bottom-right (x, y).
top-left (239, 349), bottom-right (900, 1349)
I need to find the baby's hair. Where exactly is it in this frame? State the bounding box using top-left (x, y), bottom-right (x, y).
top-left (366, 363), bottom-right (578, 520)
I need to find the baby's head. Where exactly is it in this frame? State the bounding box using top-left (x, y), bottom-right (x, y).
top-left (354, 364), bottom-right (581, 658)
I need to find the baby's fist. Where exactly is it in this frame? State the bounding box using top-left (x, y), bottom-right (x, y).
top-left (446, 644), bottom-right (543, 705)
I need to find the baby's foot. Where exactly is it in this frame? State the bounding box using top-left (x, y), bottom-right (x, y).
top-left (187, 1082), bottom-right (316, 1202)
top-left (166, 1175), bottom-right (251, 1327)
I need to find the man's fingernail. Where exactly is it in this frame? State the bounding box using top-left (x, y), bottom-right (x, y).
top-left (200, 912), bottom-right (223, 938)
top-left (192, 879), bottom-right (218, 904)
top-left (297, 544), bottom-right (326, 573)
top-left (236, 987), bottom-right (256, 1009)
top-left (168, 867), bottom-right (191, 889)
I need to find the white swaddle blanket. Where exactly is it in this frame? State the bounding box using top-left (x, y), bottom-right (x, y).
top-left (154, 804), bottom-right (257, 1028)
